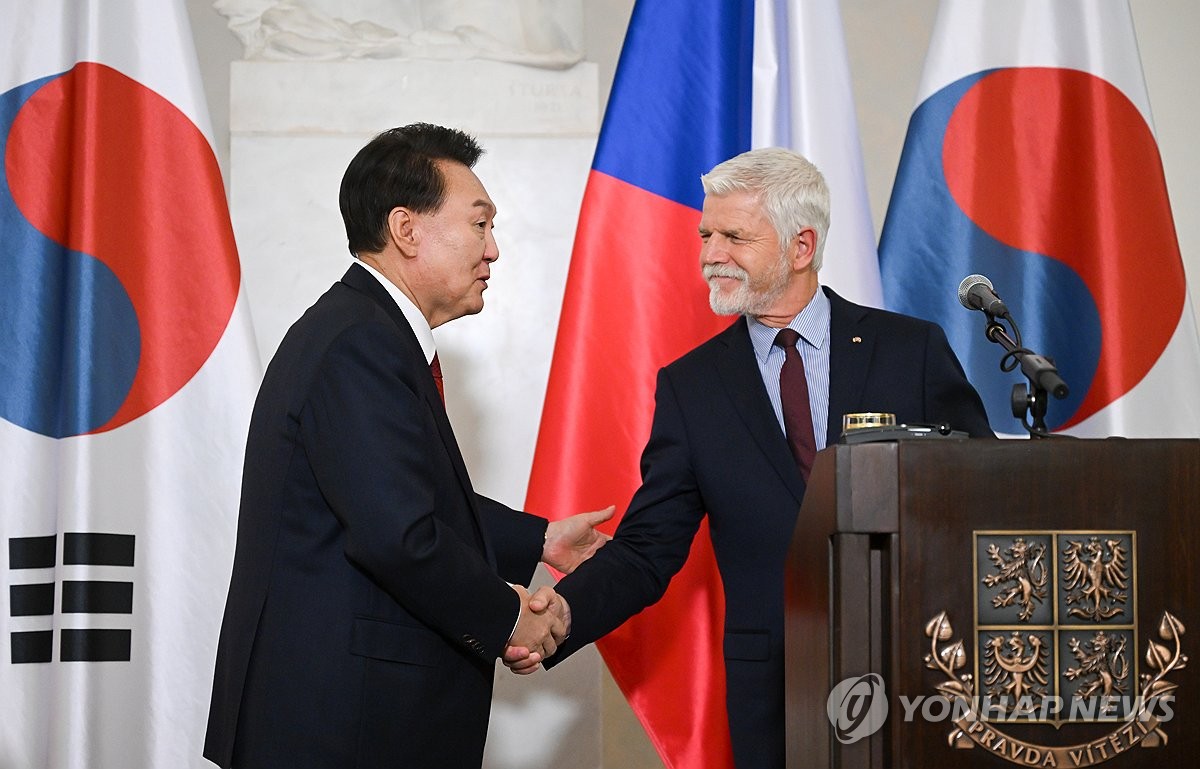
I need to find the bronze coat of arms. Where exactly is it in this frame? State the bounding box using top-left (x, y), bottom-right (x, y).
top-left (921, 530), bottom-right (1187, 766)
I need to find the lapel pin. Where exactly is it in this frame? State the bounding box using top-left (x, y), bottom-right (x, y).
top-left (852, 336), bottom-right (862, 344)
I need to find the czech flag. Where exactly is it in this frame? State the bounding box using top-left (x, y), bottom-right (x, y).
top-left (525, 0), bottom-right (878, 766)
top-left (879, 0), bottom-right (1200, 437)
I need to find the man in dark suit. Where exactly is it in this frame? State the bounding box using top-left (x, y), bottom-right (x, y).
top-left (507, 147), bottom-right (992, 767)
top-left (204, 124), bottom-right (610, 769)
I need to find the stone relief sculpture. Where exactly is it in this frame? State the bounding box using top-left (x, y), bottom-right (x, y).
top-left (214, 0), bottom-right (584, 68)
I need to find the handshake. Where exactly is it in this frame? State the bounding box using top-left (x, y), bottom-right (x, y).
top-left (503, 584), bottom-right (571, 675)
top-left (500, 503), bottom-right (614, 674)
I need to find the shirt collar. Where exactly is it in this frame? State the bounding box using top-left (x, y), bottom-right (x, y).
top-left (355, 258), bottom-right (437, 365)
top-left (747, 287), bottom-right (831, 363)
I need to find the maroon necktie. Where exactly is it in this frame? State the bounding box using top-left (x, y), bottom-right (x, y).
top-left (774, 328), bottom-right (816, 480)
top-left (430, 352), bottom-right (445, 406)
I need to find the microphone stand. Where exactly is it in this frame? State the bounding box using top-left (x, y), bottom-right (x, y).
top-left (980, 313), bottom-right (1069, 438)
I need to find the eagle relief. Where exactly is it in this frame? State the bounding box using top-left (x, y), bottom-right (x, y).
top-left (983, 631), bottom-right (1050, 706)
top-left (1062, 538), bottom-right (1129, 621)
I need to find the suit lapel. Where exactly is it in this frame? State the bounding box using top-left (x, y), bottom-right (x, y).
top-left (713, 320), bottom-right (807, 505)
top-left (825, 288), bottom-right (874, 442)
top-left (340, 264), bottom-right (497, 565)
top-left (427, 405), bottom-right (499, 565)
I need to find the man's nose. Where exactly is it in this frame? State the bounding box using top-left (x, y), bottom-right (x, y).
top-left (700, 238), bottom-right (726, 264)
top-left (484, 230), bottom-right (499, 262)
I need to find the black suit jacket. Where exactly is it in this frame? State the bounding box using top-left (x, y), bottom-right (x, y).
top-left (551, 287), bottom-right (992, 768)
top-left (204, 264), bottom-right (546, 769)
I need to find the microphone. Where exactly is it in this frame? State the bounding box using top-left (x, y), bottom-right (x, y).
top-left (955, 274), bottom-right (1070, 436)
top-left (957, 274), bottom-right (1010, 317)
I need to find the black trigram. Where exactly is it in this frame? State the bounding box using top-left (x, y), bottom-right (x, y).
top-left (8, 533), bottom-right (135, 663)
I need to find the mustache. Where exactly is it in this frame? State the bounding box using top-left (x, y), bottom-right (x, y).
top-left (702, 264), bottom-right (748, 281)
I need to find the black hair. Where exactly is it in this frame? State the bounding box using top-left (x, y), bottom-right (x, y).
top-left (339, 123), bottom-right (484, 255)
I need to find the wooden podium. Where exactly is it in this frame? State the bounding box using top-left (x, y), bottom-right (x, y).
top-left (785, 439), bottom-right (1199, 768)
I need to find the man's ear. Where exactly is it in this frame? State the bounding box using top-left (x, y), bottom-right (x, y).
top-left (387, 207), bottom-right (419, 256)
top-left (790, 227), bottom-right (818, 272)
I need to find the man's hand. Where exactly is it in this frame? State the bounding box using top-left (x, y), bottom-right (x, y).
top-left (506, 585), bottom-right (567, 661)
top-left (503, 585), bottom-right (572, 675)
top-left (528, 585), bottom-right (571, 643)
top-left (542, 506), bottom-right (615, 574)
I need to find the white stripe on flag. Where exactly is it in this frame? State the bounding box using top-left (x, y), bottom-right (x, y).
top-left (751, 0), bottom-right (882, 308)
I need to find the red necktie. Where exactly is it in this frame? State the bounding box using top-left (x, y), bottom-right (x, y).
top-left (774, 328), bottom-right (816, 480)
top-left (430, 352), bottom-right (445, 405)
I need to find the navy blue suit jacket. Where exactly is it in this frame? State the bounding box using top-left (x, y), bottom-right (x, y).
top-left (204, 264), bottom-right (546, 768)
top-left (550, 287), bottom-right (992, 768)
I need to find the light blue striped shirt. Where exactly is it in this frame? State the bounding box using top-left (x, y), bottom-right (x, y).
top-left (747, 288), bottom-right (832, 450)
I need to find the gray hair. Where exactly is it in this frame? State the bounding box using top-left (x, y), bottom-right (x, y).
top-left (700, 147), bottom-right (830, 272)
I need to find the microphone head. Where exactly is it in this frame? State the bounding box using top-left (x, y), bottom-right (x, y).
top-left (957, 274), bottom-right (994, 310)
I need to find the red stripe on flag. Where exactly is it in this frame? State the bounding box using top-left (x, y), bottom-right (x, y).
top-left (527, 170), bottom-right (734, 768)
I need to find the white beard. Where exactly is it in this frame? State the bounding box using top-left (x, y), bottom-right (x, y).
top-left (703, 256), bottom-right (791, 316)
